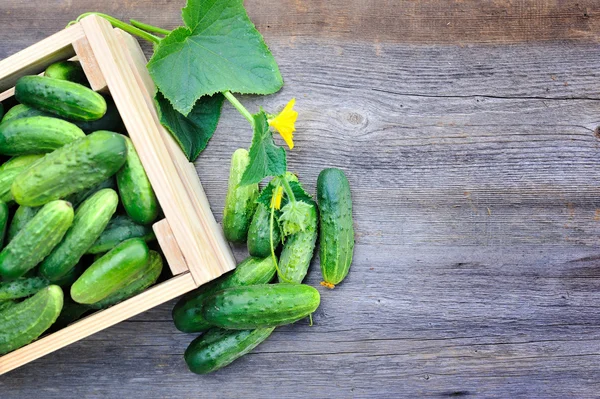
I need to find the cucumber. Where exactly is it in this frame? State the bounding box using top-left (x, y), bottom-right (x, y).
top-left (0, 200), bottom-right (8, 247)
top-left (15, 75), bottom-right (106, 121)
top-left (64, 177), bottom-right (116, 209)
top-left (48, 299), bottom-right (90, 333)
top-left (185, 327), bottom-right (274, 374)
top-left (51, 261), bottom-right (85, 288)
top-left (116, 136), bottom-right (159, 225)
top-left (1, 104), bottom-right (51, 124)
top-left (89, 250), bottom-right (163, 309)
top-left (317, 168), bottom-right (354, 287)
top-left (86, 215), bottom-right (155, 254)
top-left (0, 285), bottom-right (63, 355)
top-left (0, 155), bottom-right (44, 203)
top-left (44, 61), bottom-right (88, 86)
top-left (202, 283), bottom-right (320, 329)
top-left (72, 96), bottom-right (123, 133)
top-left (0, 200), bottom-right (74, 279)
top-left (11, 130), bottom-right (127, 207)
top-left (222, 149), bottom-right (259, 242)
top-left (0, 276), bottom-right (49, 300)
top-left (71, 238), bottom-right (150, 304)
top-left (0, 116), bottom-right (85, 156)
top-left (40, 189), bottom-right (119, 282)
top-left (278, 202), bottom-right (318, 283)
top-left (7, 205), bottom-right (40, 242)
top-left (0, 300), bottom-right (15, 313)
top-left (173, 256), bottom-right (276, 333)
top-left (247, 203), bottom-right (281, 258)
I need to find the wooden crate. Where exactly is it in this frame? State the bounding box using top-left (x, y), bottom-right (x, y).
top-left (0, 15), bottom-right (236, 375)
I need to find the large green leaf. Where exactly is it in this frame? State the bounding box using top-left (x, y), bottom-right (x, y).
top-left (148, 0), bottom-right (283, 116)
top-left (155, 91), bottom-right (224, 161)
top-left (239, 111), bottom-right (286, 186)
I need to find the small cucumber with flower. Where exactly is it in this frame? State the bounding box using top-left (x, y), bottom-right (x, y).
top-left (222, 149), bottom-right (259, 242)
top-left (173, 256), bottom-right (276, 333)
top-left (317, 168), bottom-right (354, 288)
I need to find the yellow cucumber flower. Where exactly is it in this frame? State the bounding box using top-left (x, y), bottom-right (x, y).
top-left (269, 98), bottom-right (297, 149)
top-left (271, 186), bottom-right (284, 210)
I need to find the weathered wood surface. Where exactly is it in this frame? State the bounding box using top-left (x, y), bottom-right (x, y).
top-left (3, 0), bottom-right (600, 397)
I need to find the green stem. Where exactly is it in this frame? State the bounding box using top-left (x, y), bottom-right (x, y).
top-left (130, 19), bottom-right (172, 36)
top-left (75, 13), bottom-right (161, 44)
top-left (269, 202), bottom-right (281, 276)
top-left (280, 176), bottom-right (297, 204)
top-left (223, 91), bottom-right (254, 126)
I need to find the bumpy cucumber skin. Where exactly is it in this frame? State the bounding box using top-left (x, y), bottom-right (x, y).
top-left (247, 203), bottom-right (281, 258)
top-left (0, 200), bottom-right (8, 247)
top-left (15, 75), bottom-right (106, 121)
top-left (0, 200), bottom-right (74, 279)
top-left (7, 205), bottom-right (40, 242)
top-left (116, 136), bottom-right (159, 225)
top-left (0, 155), bottom-right (44, 203)
top-left (44, 61), bottom-right (88, 86)
top-left (64, 177), bottom-right (116, 208)
top-left (0, 276), bottom-right (49, 300)
top-left (11, 130), bottom-right (127, 207)
top-left (223, 149), bottom-right (259, 243)
top-left (40, 189), bottom-right (119, 282)
top-left (278, 203), bottom-right (318, 283)
top-left (86, 214), bottom-right (155, 254)
top-left (0, 300), bottom-right (15, 313)
top-left (202, 283), bottom-right (320, 330)
top-left (71, 238), bottom-right (150, 304)
top-left (173, 256), bottom-right (277, 333)
top-left (317, 168), bottom-right (354, 287)
top-left (0, 285), bottom-right (63, 355)
top-left (0, 116), bottom-right (85, 156)
top-left (1, 104), bottom-right (51, 124)
top-left (185, 327), bottom-right (274, 374)
top-left (89, 250), bottom-right (163, 309)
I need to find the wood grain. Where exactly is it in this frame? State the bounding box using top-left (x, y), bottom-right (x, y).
top-left (3, 0), bottom-right (600, 398)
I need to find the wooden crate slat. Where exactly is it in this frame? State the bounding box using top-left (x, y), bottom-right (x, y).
top-left (0, 23), bottom-right (85, 92)
top-left (79, 15), bottom-right (231, 286)
top-left (73, 36), bottom-right (107, 92)
top-left (153, 219), bottom-right (189, 275)
top-left (0, 273), bottom-right (197, 375)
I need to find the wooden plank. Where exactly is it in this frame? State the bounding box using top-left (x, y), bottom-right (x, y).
top-left (153, 219), bottom-right (189, 275)
top-left (0, 272), bottom-right (196, 376)
top-left (79, 15), bottom-right (232, 286)
top-left (0, 23), bottom-right (84, 92)
top-left (72, 36), bottom-right (107, 92)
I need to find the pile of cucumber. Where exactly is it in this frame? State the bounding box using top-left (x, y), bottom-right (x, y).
top-left (0, 61), bottom-right (162, 355)
top-left (174, 149), bottom-right (354, 374)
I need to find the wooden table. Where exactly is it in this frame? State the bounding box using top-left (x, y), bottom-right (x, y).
top-left (2, 1), bottom-right (600, 397)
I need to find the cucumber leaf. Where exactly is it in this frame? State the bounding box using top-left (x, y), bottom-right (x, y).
top-left (155, 91), bottom-right (224, 161)
top-left (148, 0), bottom-right (283, 116)
top-left (239, 111), bottom-right (286, 186)
top-left (256, 178), bottom-right (313, 209)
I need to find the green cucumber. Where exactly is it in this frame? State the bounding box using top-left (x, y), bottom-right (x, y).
top-left (173, 256), bottom-right (276, 333)
top-left (11, 130), bottom-right (127, 207)
top-left (40, 189), bottom-right (119, 282)
top-left (0, 200), bottom-right (8, 247)
top-left (7, 205), bottom-right (40, 242)
top-left (116, 136), bottom-right (159, 224)
top-left (0, 285), bottom-right (63, 355)
top-left (44, 61), bottom-right (88, 85)
top-left (86, 215), bottom-right (155, 254)
top-left (0, 200), bottom-right (74, 279)
top-left (1, 104), bottom-right (52, 124)
top-left (317, 168), bottom-right (354, 287)
top-left (247, 203), bottom-right (281, 258)
top-left (64, 177), bottom-right (116, 208)
top-left (0, 300), bottom-right (15, 313)
top-left (89, 250), bottom-right (163, 309)
top-left (71, 238), bottom-right (150, 304)
top-left (51, 261), bottom-right (85, 288)
top-left (72, 96), bottom-right (123, 133)
top-left (278, 202), bottom-right (318, 283)
top-left (0, 276), bottom-right (49, 300)
top-left (48, 299), bottom-right (90, 333)
top-left (0, 155), bottom-right (44, 203)
top-left (185, 327), bottom-right (274, 374)
top-left (202, 283), bottom-right (320, 329)
top-left (0, 116), bottom-right (85, 156)
top-left (222, 149), bottom-right (259, 242)
top-left (15, 75), bottom-right (106, 121)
